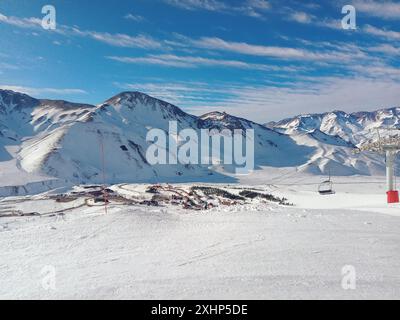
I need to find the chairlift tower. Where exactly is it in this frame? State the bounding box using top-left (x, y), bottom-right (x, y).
top-left (355, 128), bottom-right (400, 204)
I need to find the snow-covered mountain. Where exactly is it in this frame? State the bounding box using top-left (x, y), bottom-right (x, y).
top-left (0, 90), bottom-right (316, 184)
top-left (199, 111), bottom-right (313, 171)
top-left (0, 89), bottom-right (396, 186)
top-left (266, 108), bottom-right (400, 175)
top-left (0, 90), bottom-right (222, 184)
top-left (268, 108), bottom-right (400, 145)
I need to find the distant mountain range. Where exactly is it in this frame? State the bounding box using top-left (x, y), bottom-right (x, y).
top-left (267, 108), bottom-right (400, 144)
top-left (0, 89), bottom-right (396, 184)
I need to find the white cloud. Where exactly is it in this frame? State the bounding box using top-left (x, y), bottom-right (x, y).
top-left (124, 13), bottom-right (145, 22)
top-left (114, 81), bottom-right (225, 106)
top-left (288, 11), bottom-right (314, 24)
top-left (367, 44), bottom-right (400, 55)
top-left (185, 36), bottom-right (367, 62)
top-left (349, 62), bottom-right (400, 80)
top-left (186, 77), bottom-right (400, 122)
top-left (317, 18), bottom-right (342, 30)
top-left (115, 75), bottom-right (400, 123)
top-left (163, 0), bottom-right (270, 18)
top-left (109, 55), bottom-right (193, 68)
top-left (353, 0), bottom-right (400, 20)
top-left (72, 29), bottom-right (161, 49)
top-left (248, 0), bottom-right (270, 10)
top-left (0, 12), bottom-right (160, 49)
top-left (0, 85), bottom-right (87, 96)
top-left (163, 0), bottom-right (226, 11)
top-left (363, 24), bottom-right (400, 40)
top-left (0, 13), bottom-right (42, 29)
top-left (107, 54), bottom-right (302, 71)
top-left (285, 10), bottom-right (342, 30)
top-left (191, 37), bottom-right (307, 58)
top-left (0, 62), bottom-right (19, 70)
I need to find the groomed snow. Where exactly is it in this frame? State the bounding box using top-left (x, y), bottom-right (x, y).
top-left (1, 174), bottom-right (399, 300)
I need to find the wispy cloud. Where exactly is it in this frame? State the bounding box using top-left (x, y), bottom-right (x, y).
top-left (109, 55), bottom-right (194, 68)
top-left (286, 10), bottom-right (342, 30)
top-left (107, 54), bottom-right (303, 71)
top-left (0, 85), bottom-right (87, 96)
top-left (182, 35), bottom-right (366, 62)
top-left (163, 0), bottom-right (270, 18)
top-left (288, 11), bottom-right (314, 24)
top-left (349, 62), bottom-right (400, 80)
top-left (163, 0), bottom-right (226, 11)
top-left (113, 80), bottom-right (239, 107)
top-left (363, 24), bottom-right (400, 40)
top-left (124, 13), bottom-right (145, 22)
top-left (115, 76), bottom-right (400, 122)
top-left (0, 13), bottom-right (42, 29)
top-left (71, 28), bottom-right (161, 48)
top-left (191, 36), bottom-right (309, 59)
top-left (367, 44), bottom-right (400, 55)
top-left (2, 4), bottom-right (399, 122)
top-left (186, 77), bottom-right (400, 122)
top-left (353, 0), bottom-right (400, 20)
top-left (0, 10), bottom-right (365, 61)
top-left (0, 62), bottom-right (20, 70)
top-left (0, 12), bottom-right (160, 49)
top-left (317, 18), bottom-right (342, 30)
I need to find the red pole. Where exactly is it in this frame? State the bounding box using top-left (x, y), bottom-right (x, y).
top-left (99, 135), bottom-right (108, 214)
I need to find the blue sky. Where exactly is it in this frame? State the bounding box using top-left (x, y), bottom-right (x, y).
top-left (0, 0), bottom-right (399, 122)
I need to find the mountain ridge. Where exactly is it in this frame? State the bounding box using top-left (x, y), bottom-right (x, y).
top-left (0, 89), bottom-right (397, 184)
top-left (267, 107), bottom-right (400, 145)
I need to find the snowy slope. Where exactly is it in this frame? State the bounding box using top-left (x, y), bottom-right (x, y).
top-left (269, 108), bottom-right (400, 145)
top-left (201, 111), bottom-right (388, 176)
top-left (4, 91), bottom-right (213, 184)
top-left (0, 89), bottom-right (397, 186)
top-left (288, 131), bottom-right (384, 176)
top-left (266, 108), bottom-right (400, 175)
top-left (200, 111), bottom-right (313, 170)
top-left (1, 175), bottom-right (400, 299)
top-left (0, 90), bottom-right (314, 185)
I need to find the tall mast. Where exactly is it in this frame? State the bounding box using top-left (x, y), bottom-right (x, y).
top-left (355, 128), bottom-right (400, 204)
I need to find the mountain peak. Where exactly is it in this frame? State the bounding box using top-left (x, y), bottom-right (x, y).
top-left (200, 111), bottom-right (229, 121)
top-left (39, 99), bottom-right (95, 111)
top-left (200, 111), bottom-right (261, 126)
top-left (109, 90), bottom-right (149, 98)
top-left (104, 91), bottom-right (163, 106)
top-left (199, 110), bottom-right (264, 132)
top-left (269, 105), bottom-right (400, 145)
top-left (0, 88), bottom-right (35, 100)
top-left (0, 89), bottom-right (39, 111)
top-left (101, 91), bottom-right (196, 122)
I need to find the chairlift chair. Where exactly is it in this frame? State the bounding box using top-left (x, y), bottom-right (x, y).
top-left (318, 178), bottom-right (335, 195)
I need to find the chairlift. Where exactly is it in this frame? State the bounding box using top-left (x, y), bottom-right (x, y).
top-left (318, 171), bottom-right (335, 195)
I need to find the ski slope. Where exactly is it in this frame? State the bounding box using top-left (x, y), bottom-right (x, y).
top-left (1, 89), bottom-right (400, 299)
top-left (1, 175), bottom-right (399, 300)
